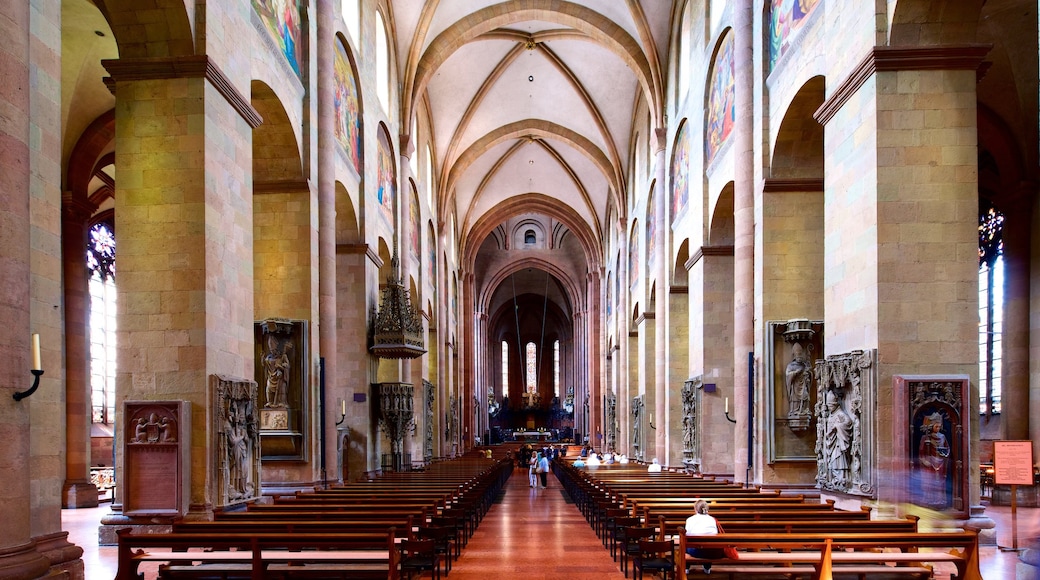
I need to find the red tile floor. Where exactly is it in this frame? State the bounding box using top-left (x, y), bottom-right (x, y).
top-left (64, 468), bottom-right (1039, 579)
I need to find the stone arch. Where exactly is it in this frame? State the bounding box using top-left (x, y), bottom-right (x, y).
top-left (336, 181), bottom-right (361, 244)
top-left (445, 119), bottom-right (621, 217)
top-left (463, 193), bottom-right (600, 274)
top-left (673, 238), bottom-right (690, 286)
top-left (888, 0), bottom-right (985, 45)
top-left (709, 182), bottom-right (734, 246)
top-left (769, 76), bottom-right (825, 179)
top-left (764, 77), bottom-right (826, 321)
top-left (251, 81), bottom-right (304, 182)
top-left (94, 0), bottom-right (195, 58)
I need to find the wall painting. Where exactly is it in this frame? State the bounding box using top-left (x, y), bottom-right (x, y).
top-left (251, 0), bottom-right (302, 77)
top-left (671, 121), bottom-right (690, 224)
top-left (769, 0), bottom-right (821, 71)
top-left (334, 40), bottom-right (362, 174)
top-left (376, 128), bottom-right (396, 229)
top-left (706, 32), bottom-right (735, 164)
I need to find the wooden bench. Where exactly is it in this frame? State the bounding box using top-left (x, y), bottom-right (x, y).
top-left (676, 528), bottom-right (982, 580)
top-left (116, 528), bottom-right (400, 580)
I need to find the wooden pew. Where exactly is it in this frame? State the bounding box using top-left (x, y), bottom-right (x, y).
top-left (676, 528), bottom-right (982, 580)
top-left (116, 528), bottom-right (400, 580)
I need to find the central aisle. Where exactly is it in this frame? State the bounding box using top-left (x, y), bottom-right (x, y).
top-left (446, 465), bottom-right (628, 579)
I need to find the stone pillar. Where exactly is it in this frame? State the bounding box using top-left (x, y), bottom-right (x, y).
top-left (62, 199), bottom-right (99, 508)
top-left (653, 127), bottom-right (668, 464)
top-left (462, 270), bottom-right (475, 448)
top-left (317, 0), bottom-right (340, 486)
top-left (1001, 184), bottom-right (1034, 441)
top-left (815, 44), bottom-right (990, 521)
top-left (0, 0), bottom-right (53, 576)
top-left (102, 56), bottom-right (261, 525)
top-left (618, 217), bottom-right (630, 452)
top-left (732, 0), bottom-right (755, 484)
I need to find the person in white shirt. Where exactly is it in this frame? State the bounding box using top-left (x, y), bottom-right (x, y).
top-left (684, 500), bottom-right (726, 574)
top-left (647, 457), bottom-right (662, 472)
top-left (586, 452), bottom-right (601, 466)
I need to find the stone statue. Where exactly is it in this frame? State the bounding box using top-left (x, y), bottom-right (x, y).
top-left (917, 411), bottom-right (950, 506)
top-left (225, 401), bottom-right (254, 500)
top-left (263, 334), bottom-right (291, 408)
top-left (823, 390), bottom-right (852, 489)
top-left (785, 343), bottom-right (812, 428)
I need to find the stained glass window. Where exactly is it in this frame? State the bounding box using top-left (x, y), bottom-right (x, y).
top-left (501, 341), bottom-right (509, 394)
top-left (553, 340), bottom-right (560, 397)
top-left (526, 342), bottom-right (536, 392)
top-left (87, 221), bottom-right (117, 424)
top-left (978, 201), bottom-right (1003, 415)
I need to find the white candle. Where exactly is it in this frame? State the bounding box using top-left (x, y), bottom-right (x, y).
top-left (648, 412), bottom-right (653, 424)
top-left (725, 397), bottom-right (729, 414)
top-left (31, 334), bottom-right (41, 371)
top-left (341, 399), bottom-right (346, 415)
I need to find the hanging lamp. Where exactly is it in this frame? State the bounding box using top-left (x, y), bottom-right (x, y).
top-left (370, 247), bottom-right (426, 359)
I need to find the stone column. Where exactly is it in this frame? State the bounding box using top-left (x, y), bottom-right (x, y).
top-left (62, 199), bottom-right (99, 508)
top-left (0, 1), bottom-right (52, 576)
top-left (618, 217), bottom-right (630, 452)
top-left (1001, 184), bottom-right (1033, 441)
top-left (653, 128), bottom-right (668, 464)
top-left (317, 0), bottom-right (340, 486)
top-left (102, 56), bottom-right (261, 525)
top-left (732, 0), bottom-right (755, 485)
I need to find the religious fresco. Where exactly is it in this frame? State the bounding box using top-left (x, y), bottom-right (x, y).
top-left (629, 223), bottom-right (639, 290)
top-left (334, 40), bottom-right (362, 173)
top-left (706, 32), bottom-right (735, 163)
top-left (409, 188), bottom-right (421, 267)
top-left (671, 121), bottom-right (690, 224)
top-left (769, 0), bottom-right (821, 71)
top-left (606, 272), bottom-right (613, 321)
top-left (251, 0), bottom-right (301, 77)
top-left (646, 195), bottom-right (657, 273)
top-left (376, 128), bottom-right (396, 228)
top-left (906, 379), bottom-right (967, 511)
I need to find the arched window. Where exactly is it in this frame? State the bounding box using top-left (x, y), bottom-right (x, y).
top-left (677, 1), bottom-right (691, 104)
top-left (979, 201), bottom-right (1004, 415)
top-left (501, 341), bottom-right (509, 394)
top-left (526, 342), bottom-right (536, 392)
top-left (87, 221), bottom-right (117, 424)
top-left (553, 340), bottom-right (560, 397)
top-left (375, 10), bottom-right (391, 115)
top-left (341, 0), bottom-right (359, 46)
top-left (425, 145), bottom-right (435, 209)
top-left (524, 230), bottom-right (536, 244)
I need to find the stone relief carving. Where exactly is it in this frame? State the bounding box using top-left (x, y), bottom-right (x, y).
top-left (605, 394), bottom-right (617, 453)
top-left (423, 379), bottom-right (435, 463)
top-left (129, 410), bottom-right (177, 444)
top-left (213, 375), bottom-right (261, 507)
top-left (682, 378), bottom-right (701, 472)
top-left (376, 382), bottom-right (416, 458)
top-left (784, 342), bottom-right (813, 430)
top-left (632, 395), bottom-right (644, 460)
top-left (813, 350), bottom-right (875, 497)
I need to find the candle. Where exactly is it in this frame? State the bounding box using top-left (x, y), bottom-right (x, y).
top-left (341, 399), bottom-right (346, 415)
top-left (31, 334), bottom-right (41, 371)
top-left (648, 412), bottom-right (653, 424)
top-left (725, 397), bottom-right (729, 414)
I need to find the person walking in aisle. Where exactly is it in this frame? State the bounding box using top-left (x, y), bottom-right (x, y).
top-left (537, 450), bottom-right (550, 488)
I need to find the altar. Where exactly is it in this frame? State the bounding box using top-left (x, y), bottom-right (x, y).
top-left (513, 430), bottom-right (555, 442)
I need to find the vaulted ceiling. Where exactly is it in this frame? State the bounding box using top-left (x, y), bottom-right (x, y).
top-left (394, 0), bottom-right (673, 262)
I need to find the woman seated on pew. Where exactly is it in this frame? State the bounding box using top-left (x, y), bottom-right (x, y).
top-left (685, 500), bottom-right (726, 574)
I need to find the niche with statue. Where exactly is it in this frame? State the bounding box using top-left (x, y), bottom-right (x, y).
top-left (765, 319), bottom-right (824, 462)
top-left (254, 318), bottom-right (307, 460)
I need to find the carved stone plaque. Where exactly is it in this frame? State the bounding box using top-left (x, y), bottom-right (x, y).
top-left (122, 401), bottom-right (190, 516)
